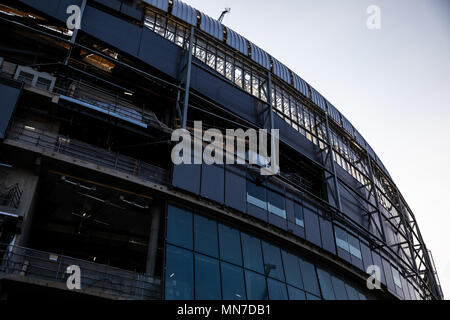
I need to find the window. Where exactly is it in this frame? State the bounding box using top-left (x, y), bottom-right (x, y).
top-left (281, 250), bottom-right (303, 289)
top-left (246, 180), bottom-right (267, 210)
top-left (165, 245), bottom-right (193, 300)
top-left (262, 242), bottom-right (285, 281)
top-left (267, 190), bottom-right (286, 219)
top-left (221, 262), bottom-right (246, 300)
top-left (392, 267), bottom-right (402, 288)
top-left (241, 233), bottom-right (264, 273)
top-left (194, 215), bottom-right (218, 258)
top-left (347, 233), bottom-right (362, 260)
top-left (294, 202), bottom-right (304, 227)
top-left (317, 268), bottom-right (336, 300)
top-left (167, 205), bottom-right (192, 249)
top-left (335, 227), bottom-right (362, 260)
top-left (267, 278), bottom-right (288, 300)
top-left (195, 254), bottom-right (221, 300)
top-left (218, 224), bottom-right (242, 266)
top-left (287, 286), bottom-right (306, 300)
top-left (331, 276), bottom-right (348, 300)
top-left (299, 259), bottom-right (320, 296)
top-left (345, 283), bottom-right (360, 300)
top-left (245, 270), bottom-right (268, 300)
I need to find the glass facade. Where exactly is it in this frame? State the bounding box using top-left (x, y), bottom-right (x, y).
top-left (165, 205), bottom-right (371, 300)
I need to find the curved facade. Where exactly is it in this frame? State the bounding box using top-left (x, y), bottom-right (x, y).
top-left (0, 0), bottom-right (442, 300)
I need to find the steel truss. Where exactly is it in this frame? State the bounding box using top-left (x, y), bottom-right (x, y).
top-left (0, 6), bottom-right (442, 299)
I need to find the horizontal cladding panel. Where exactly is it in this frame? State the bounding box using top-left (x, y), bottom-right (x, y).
top-left (200, 12), bottom-right (223, 41)
top-left (82, 6), bottom-right (142, 57)
top-left (272, 58), bottom-right (291, 83)
top-left (273, 115), bottom-right (322, 164)
top-left (94, 0), bottom-right (121, 11)
top-left (292, 73), bottom-right (310, 98)
top-left (310, 87), bottom-right (326, 111)
top-left (341, 115), bottom-right (354, 136)
top-left (171, 0), bottom-right (197, 25)
top-left (139, 27), bottom-right (183, 79)
top-left (250, 42), bottom-right (270, 70)
top-left (201, 164), bottom-right (225, 204)
top-left (142, 0), bottom-right (169, 12)
top-left (190, 64), bottom-right (261, 125)
top-left (226, 27), bottom-right (248, 55)
top-left (326, 101), bottom-right (341, 124)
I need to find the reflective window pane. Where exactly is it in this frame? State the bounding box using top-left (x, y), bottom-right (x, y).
top-left (345, 283), bottom-right (360, 300)
top-left (306, 293), bottom-right (321, 300)
top-left (331, 276), bottom-right (348, 300)
top-left (294, 202), bottom-right (304, 227)
top-left (288, 286), bottom-right (306, 300)
top-left (221, 262), bottom-right (246, 300)
top-left (335, 226), bottom-right (349, 252)
top-left (391, 267), bottom-right (402, 288)
top-left (165, 245), bottom-right (193, 300)
top-left (317, 268), bottom-right (336, 300)
top-left (247, 180), bottom-right (267, 210)
top-left (299, 259), bottom-right (320, 296)
top-left (268, 278), bottom-right (288, 300)
top-left (194, 215), bottom-right (218, 258)
top-left (281, 250), bottom-right (303, 288)
top-left (347, 233), bottom-right (362, 260)
top-left (241, 233), bottom-right (264, 273)
top-left (245, 270), bottom-right (268, 300)
top-left (262, 242), bottom-right (285, 281)
top-left (218, 224), bottom-right (242, 266)
top-left (195, 254), bottom-right (221, 300)
top-left (167, 206), bottom-right (193, 249)
top-left (267, 190), bottom-right (286, 219)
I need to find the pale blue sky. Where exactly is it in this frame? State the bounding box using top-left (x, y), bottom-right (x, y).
top-left (185, 0), bottom-right (450, 298)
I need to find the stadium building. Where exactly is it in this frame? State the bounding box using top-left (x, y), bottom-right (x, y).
top-left (0, 0), bottom-right (443, 300)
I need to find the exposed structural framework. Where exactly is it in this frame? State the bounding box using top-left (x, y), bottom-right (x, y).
top-left (0, 0), bottom-right (443, 300)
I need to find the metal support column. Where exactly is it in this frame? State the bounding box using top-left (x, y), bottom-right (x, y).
top-left (181, 27), bottom-right (195, 129)
top-left (366, 153), bottom-right (387, 242)
top-left (324, 115), bottom-right (342, 211)
top-left (145, 202), bottom-right (161, 277)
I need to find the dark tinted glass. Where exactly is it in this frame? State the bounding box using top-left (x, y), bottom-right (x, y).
top-left (245, 270), bottom-right (268, 300)
top-left (294, 202), bottom-right (304, 227)
top-left (247, 180), bottom-right (267, 210)
top-left (165, 245), bottom-right (193, 300)
top-left (195, 254), bottom-right (221, 300)
top-left (221, 262), bottom-right (246, 300)
top-left (299, 259), bottom-right (320, 296)
top-left (194, 214), bottom-right (218, 257)
top-left (267, 278), bottom-right (288, 300)
top-left (267, 190), bottom-right (286, 218)
top-left (218, 224), bottom-right (242, 266)
top-left (167, 205), bottom-right (192, 249)
top-left (262, 242), bottom-right (285, 281)
top-left (281, 250), bottom-right (303, 288)
top-left (288, 286), bottom-right (306, 300)
top-left (317, 268), bottom-right (336, 300)
top-left (331, 276), bottom-right (348, 300)
top-left (241, 233), bottom-right (264, 273)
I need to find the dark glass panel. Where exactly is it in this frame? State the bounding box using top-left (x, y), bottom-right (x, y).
top-left (218, 224), bottom-right (242, 266)
top-left (221, 262), bottom-right (246, 300)
top-left (194, 214), bottom-right (218, 257)
top-left (165, 245), bottom-right (193, 300)
top-left (194, 254), bottom-right (221, 300)
top-left (167, 205), bottom-right (193, 249)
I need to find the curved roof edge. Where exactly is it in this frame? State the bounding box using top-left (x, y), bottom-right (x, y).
top-left (144, 0), bottom-right (392, 179)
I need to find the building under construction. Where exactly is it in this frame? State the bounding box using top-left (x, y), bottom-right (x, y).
top-left (0, 0), bottom-right (443, 300)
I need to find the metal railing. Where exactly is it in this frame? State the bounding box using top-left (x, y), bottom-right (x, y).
top-left (0, 183), bottom-right (22, 209)
top-left (54, 80), bottom-right (169, 130)
top-left (0, 244), bottom-right (161, 300)
top-left (6, 121), bottom-right (170, 186)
